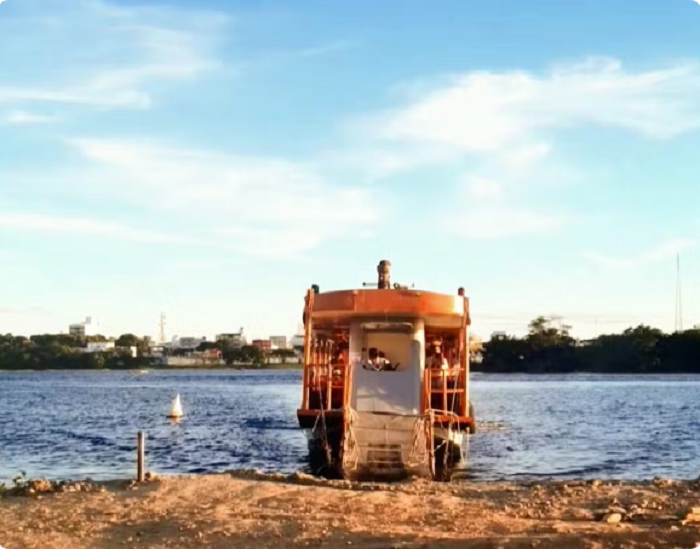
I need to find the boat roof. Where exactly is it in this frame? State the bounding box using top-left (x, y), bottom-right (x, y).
top-left (306, 260), bottom-right (470, 332)
top-left (309, 288), bottom-right (469, 332)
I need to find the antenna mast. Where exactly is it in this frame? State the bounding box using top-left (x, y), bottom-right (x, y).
top-left (675, 254), bottom-right (683, 332)
top-left (159, 312), bottom-right (167, 344)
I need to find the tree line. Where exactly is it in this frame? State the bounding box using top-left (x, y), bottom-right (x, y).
top-left (194, 340), bottom-right (298, 366)
top-left (4, 318), bottom-right (700, 372)
top-left (0, 333), bottom-right (300, 370)
top-left (0, 333), bottom-right (150, 370)
top-left (476, 316), bottom-right (700, 373)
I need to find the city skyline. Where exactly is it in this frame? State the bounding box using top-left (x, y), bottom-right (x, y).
top-left (1, 0), bottom-right (700, 340)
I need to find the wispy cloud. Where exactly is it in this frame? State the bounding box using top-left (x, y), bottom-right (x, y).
top-left (292, 40), bottom-right (359, 58)
top-left (352, 57), bottom-right (700, 179)
top-left (377, 58), bottom-right (700, 155)
top-left (40, 137), bottom-right (380, 257)
top-left (2, 110), bottom-right (60, 125)
top-left (344, 57), bottom-right (700, 239)
top-left (582, 238), bottom-right (697, 268)
top-left (0, 211), bottom-right (204, 245)
top-left (464, 175), bottom-right (504, 200)
top-left (445, 204), bottom-right (567, 240)
top-left (0, 1), bottom-right (225, 110)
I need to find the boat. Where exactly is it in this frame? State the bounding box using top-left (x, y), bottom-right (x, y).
top-left (296, 260), bottom-right (476, 481)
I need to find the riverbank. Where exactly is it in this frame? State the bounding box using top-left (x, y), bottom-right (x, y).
top-left (0, 363), bottom-right (303, 372)
top-left (3, 472), bottom-right (700, 548)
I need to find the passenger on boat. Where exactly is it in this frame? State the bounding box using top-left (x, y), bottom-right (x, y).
top-left (361, 347), bottom-right (390, 371)
top-left (332, 348), bottom-right (345, 377)
top-left (377, 350), bottom-right (399, 371)
top-left (360, 347), bottom-right (376, 370)
top-left (427, 343), bottom-right (449, 370)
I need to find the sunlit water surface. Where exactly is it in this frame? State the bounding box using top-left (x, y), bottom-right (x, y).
top-left (1, 370), bottom-right (699, 482)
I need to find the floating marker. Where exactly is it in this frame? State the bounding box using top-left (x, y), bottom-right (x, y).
top-left (168, 393), bottom-right (183, 418)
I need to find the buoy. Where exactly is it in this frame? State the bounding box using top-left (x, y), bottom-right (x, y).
top-left (168, 394), bottom-right (183, 418)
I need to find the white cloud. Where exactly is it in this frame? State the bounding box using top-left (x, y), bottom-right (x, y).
top-left (3, 110), bottom-right (59, 125)
top-left (0, 2), bottom-right (224, 110)
top-left (464, 175), bottom-right (504, 200)
top-left (0, 212), bottom-right (203, 245)
top-left (582, 238), bottom-right (697, 268)
top-left (350, 57), bottom-right (700, 240)
top-left (378, 58), bottom-right (700, 155)
top-left (59, 137), bottom-right (379, 257)
top-left (445, 205), bottom-right (565, 240)
top-left (501, 143), bottom-right (551, 173)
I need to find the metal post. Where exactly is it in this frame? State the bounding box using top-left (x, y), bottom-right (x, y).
top-left (137, 431), bottom-right (145, 482)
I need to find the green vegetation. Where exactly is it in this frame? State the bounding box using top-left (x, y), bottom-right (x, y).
top-left (0, 333), bottom-right (150, 370)
top-left (5, 318), bottom-right (698, 373)
top-left (477, 316), bottom-right (700, 373)
top-left (0, 333), bottom-right (300, 370)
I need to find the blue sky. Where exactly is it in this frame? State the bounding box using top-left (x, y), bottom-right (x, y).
top-left (1, 0), bottom-right (700, 340)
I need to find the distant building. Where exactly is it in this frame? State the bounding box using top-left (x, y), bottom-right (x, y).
top-left (290, 334), bottom-right (304, 348)
top-left (172, 336), bottom-right (207, 350)
top-left (85, 341), bottom-right (115, 353)
top-left (270, 335), bottom-right (288, 349)
top-left (252, 339), bottom-right (272, 351)
top-left (216, 328), bottom-right (246, 348)
top-left (490, 331), bottom-right (507, 341)
top-left (69, 316), bottom-right (100, 337)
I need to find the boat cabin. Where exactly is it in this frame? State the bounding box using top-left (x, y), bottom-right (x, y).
top-left (297, 260), bottom-right (474, 437)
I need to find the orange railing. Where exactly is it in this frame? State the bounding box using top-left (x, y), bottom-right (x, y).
top-left (301, 335), bottom-right (351, 412)
top-left (423, 367), bottom-right (467, 417)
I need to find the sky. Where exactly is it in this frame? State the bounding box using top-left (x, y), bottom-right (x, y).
top-left (1, 0), bottom-right (700, 341)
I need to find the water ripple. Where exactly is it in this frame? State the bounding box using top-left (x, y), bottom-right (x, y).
top-left (2, 371), bottom-right (700, 481)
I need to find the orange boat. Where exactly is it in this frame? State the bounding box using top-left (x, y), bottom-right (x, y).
top-left (297, 260), bottom-right (476, 481)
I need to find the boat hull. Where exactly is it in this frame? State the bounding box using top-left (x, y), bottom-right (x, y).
top-left (303, 410), bottom-right (465, 481)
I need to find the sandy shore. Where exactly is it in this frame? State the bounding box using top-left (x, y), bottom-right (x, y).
top-left (3, 471), bottom-right (700, 548)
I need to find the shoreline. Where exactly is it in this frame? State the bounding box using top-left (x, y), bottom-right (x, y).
top-left (4, 368), bottom-right (700, 374)
top-left (0, 364), bottom-right (304, 372)
top-left (3, 471), bottom-right (700, 548)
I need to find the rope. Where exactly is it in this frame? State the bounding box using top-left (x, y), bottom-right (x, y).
top-left (342, 407), bottom-right (360, 471)
top-left (307, 406), bottom-right (331, 475)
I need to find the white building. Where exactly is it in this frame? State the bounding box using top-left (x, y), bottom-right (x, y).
top-left (172, 336), bottom-right (207, 350)
top-left (290, 334), bottom-right (304, 349)
top-left (216, 329), bottom-right (246, 348)
top-left (270, 335), bottom-right (288, 349)
top-left (69, 316), bottom-right (100, 337)
top-left (85, 341), bottom-right (115, 353)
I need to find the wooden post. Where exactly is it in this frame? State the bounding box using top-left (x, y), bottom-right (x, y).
top-left (137, 431), bottom-right (145, 482)
top-left (442, 371), bottom-right (447, 412)
top-left (326, 341), bottom-right (332, 410)
top-left (462, 295), bottom-right (469, 417)
top-left (301, 288), bottom-right (314, 410)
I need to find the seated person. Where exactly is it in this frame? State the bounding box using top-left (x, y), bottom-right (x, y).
top-left (360, 347), bottom-right (378, 370)
top-left (331, 348), bottom-right (345, 377)
top-left (427, 343), bottom-right (449, 370)
top-left (376, 350), bottom-right (399, 371)
top-left (361, 347), bottom-right (398, 371)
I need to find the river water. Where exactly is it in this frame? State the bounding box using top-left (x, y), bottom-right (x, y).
top-left (1, 370), bottom-right (699, 482)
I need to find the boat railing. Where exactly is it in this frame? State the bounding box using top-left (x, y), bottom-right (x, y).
top-left (302, 360), bottom-right (349, 411)
top-left (423, 367), bottom-right (467, 418)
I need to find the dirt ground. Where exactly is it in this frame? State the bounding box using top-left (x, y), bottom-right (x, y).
top-left (3, 471), bottom-right (700, 548)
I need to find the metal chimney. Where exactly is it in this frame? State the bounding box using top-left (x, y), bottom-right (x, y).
top-left (377, 260), bottom-right (391, 289)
